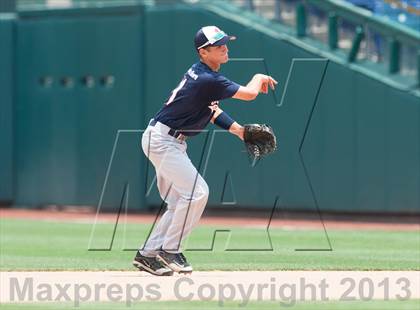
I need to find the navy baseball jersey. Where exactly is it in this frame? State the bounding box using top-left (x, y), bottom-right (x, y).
top-left (153, 61), bottom-right (240, 136)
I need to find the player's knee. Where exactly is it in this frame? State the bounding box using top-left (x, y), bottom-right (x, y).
top-left (201, 181), bottom-right (209, 199)
top-left (194, 180), bottom-right (209, 201)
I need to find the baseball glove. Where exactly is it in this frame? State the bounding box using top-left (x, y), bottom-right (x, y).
top-left (243, 124), bottom-right (277, 160)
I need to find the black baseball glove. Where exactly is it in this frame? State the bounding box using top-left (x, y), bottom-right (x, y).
top-left (243, 124), bottom-right (277, 160)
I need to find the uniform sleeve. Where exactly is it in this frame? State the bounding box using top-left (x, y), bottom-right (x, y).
top-left (209, 74), bottom-right (240, 101)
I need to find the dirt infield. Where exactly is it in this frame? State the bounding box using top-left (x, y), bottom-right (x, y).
top-left (1, 207), bottom-right (419, 231)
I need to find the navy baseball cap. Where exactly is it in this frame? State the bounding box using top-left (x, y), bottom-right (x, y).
top-left (194, 26), bottom-right (236, 50)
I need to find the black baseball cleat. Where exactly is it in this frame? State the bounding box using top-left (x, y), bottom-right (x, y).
top-left (156, 250), bottom-right (193, 274)
top-left (132, 251), bottom-right (174, 276)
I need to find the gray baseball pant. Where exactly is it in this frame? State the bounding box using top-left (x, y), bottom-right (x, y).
top-left (139, 121), bottom-right (209, 256)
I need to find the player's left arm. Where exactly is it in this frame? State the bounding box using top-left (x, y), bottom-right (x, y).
top-left (211, 106), bottom-right (244, 140)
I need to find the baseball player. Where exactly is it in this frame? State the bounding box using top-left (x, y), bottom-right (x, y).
top-left (133, 26), bottom-right (277, 276)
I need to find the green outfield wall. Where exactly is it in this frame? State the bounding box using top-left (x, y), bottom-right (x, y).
top-left (12, 4), bottom-right (146, 208)
top-left (0, 14), bottom-right (14, 203)
top-left (1, 1), bottom-right (419, 213)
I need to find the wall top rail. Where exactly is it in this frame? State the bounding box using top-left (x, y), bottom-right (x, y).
top-left (17, 1), bottom-right (144, 17)
top-left (17, 0), bottom-right (145, 13)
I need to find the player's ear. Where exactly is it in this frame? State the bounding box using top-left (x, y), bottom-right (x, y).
top-left (198, 48), bottom-right (207, 59)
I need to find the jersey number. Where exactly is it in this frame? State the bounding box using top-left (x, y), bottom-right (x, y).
top-left (165, 78), bottom-right (187, 105)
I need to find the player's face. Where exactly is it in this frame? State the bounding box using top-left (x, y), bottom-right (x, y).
top-left (205, 44), bottom-right (229, 64)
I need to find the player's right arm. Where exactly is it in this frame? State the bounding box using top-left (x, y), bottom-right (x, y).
top-left (210, 106), bottom-right (244, 140)
top-left (232, 74), bottom-right (277, 101)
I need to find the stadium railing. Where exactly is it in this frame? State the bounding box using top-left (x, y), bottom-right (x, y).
top-left (227, 0), bottom-right (420, 89)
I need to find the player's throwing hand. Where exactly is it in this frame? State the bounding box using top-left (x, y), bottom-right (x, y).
top-left (258, 74), bottom-right (278, 94)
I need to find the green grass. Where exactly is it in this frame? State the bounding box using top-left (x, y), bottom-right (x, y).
top-left (0, 300), bottom-right (419, 310)
top-left (0, 218), bottom-right (419, 271)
